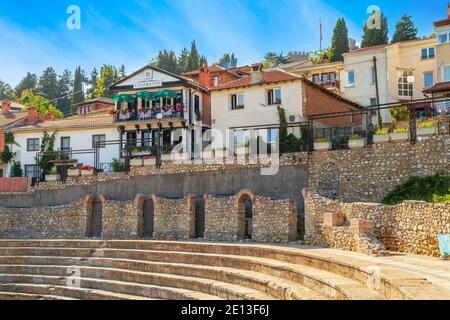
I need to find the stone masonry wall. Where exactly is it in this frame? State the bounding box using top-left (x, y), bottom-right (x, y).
top-left (204, 194), bottom-right (240, 241)
top-left (252, 195), bottom-right (297, 242)
top-left (0, 196), bottom-right (93, 239)
top-left (152, 194), bottom-right (196, 240)
top-left (304, 189), bottom-right (450, 257)
top-left (309, 136), bottom-right (450, 203)
top-left (101, 194), bottom-right (145, 240)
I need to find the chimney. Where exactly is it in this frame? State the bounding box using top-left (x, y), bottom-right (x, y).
top-left (198, 63), bottom-right (212, 88)
top-left (26, 106), bottom-right (39, 123)
top-left (1, 100), bottom-right (11, 114)
top-left (251, 63), bottom-right (263, 84)
top-left (323, 54), bottom-right (330, 64)
top-left (47, 111), bottom-right (55, 121)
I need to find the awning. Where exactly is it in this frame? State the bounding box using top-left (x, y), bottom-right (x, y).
top-left (156, 89), bottom-right (178, 99)
top-left (113, 94), bottom-right (135, 103)
top-left (136, 91), bottom-right (156, 100)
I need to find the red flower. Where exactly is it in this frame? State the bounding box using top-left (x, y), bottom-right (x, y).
top-left (80, 165), bottom-right (95, 171)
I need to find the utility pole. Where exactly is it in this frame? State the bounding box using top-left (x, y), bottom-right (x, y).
top-left (372, 56), bottom-right (382, 129)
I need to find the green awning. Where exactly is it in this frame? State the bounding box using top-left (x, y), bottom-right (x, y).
top-left (156, 89), bottom-right (178, 99)
top-left (136, 91), bottom-right (156, 100)
top-left (113, 94), bottom-right (135, 103)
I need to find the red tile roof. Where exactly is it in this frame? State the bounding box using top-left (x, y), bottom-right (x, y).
top-left (434, 17), bottom-right (450, 27)
top-left (11, 115), bottom-right (115, 132)
top-left (347, 44), bottom-right (388, 54)
top-left (0, 112), bottom-right (27, 127)
top-left (182, 65), bottom-right (225, 76)
top-left (424, 81), bottom-right (450, 93)
top-left (211, 70), bottom-right (301, 91)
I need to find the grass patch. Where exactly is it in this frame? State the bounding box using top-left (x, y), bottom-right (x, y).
top-left (382, 174), bottom-right (450, 205)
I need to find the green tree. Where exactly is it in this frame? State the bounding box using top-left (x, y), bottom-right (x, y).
top-left (19, 89), bottom-right (63, 119)
top-left (0, 80), bottom-right (15, 100)
top-left (86, 68), bottom-right (98, 99)
top-left (9, 161), bottom-right (23, 177)
top-left (217, 53), bottom-right (238, 68)
top-left (310, 48), bottom-right (334, 64)
top-left (186, 40), bottom-right (200, 72)
top-left (56, 69), bottom-right (72, 116)
top-left (118, 64), bottom-right (127, 79)
top-left (331, 18), bottom-right (350, 62)
top-left (392, 15), bottom-right (418, 43)
top-left (93, 65), bottom-right (117, 98)
top-left (38, 67), bottom-right (58, 101)
top-left (152, 50), bottom-right (178, 73)
top-left (36, 131), bottom-right (57, 179)
top-left (361, 12), bottom-right (389, 48)
top-left (71, 66), bottom-right (84, 112)
top-left (263, 52), bottom-right (290, 68)
top-left (177, 48), bottom-right (189, 74)
top-left (15, 72), bottom-right (38, 98)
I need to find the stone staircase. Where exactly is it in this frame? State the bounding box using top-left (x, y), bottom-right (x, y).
top-left (0, 240), bottom-right (441, 300)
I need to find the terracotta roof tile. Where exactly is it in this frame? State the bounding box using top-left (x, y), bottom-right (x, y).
top-left (346, 44), bottom-right (388, 54)
top-left (0, 112), bottom-right (27, 127)
top-left (424, 81), bottom-right (450, 93)
top-left (12, 114), bottom-right (115, 132)
top-left (211, 70), bottom-right (301, 90)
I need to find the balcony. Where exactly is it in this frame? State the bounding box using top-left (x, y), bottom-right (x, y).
top-left (312, 80), bottom-right (340, 91)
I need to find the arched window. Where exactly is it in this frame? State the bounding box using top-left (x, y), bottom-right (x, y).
top-left (398, 70), bottom-right (413, 97)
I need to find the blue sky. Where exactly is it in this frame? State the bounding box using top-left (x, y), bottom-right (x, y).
top-left (0, 0), bottom-right (447, 86)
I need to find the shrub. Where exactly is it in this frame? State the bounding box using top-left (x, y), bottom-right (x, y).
top-left (419, 121), bottom-right (433, 128)
top-left (389, 106), bottom-right (409, 122)
top-left (9, 161), bottom-right (23, 177)
top-left (0, 145), bottom-right (14, 163)
top-left (375, 129), bottom-right (388, 135)
top-left (382, 174), bottom-right (450, 205)
top-left (393, 128), bottom-right (408, 133)
top-left (112, 158), bottom-right (122, 173)
top-left (349, 135), bottom-right (362, 141)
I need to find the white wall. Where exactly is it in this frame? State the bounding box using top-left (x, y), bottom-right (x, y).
top-left (9, 127), bottom-right (119, 176)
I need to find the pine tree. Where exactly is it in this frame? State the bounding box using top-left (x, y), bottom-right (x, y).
top-left (118, 64), bottom-right (127, 79)
top-left (177, 48), bottom-right (189, 74)
top-left (38, 67), bottom-right (58, 101)
top-left (56, 69), bottom-right (72, 115)
top-left (153, 50), bottom-right (178, 73)
top-left (361, 12), bottom-right (389, 48)
top-left (93, 65), bottom-right (116, 98)
top-left (71, 66), bottom-right (84, 113)
top-left (331, 18), bottom-right (350, 62)
top-left (217, 53), bottom-right (238, 68)
top-left (86, 68), bottom-right (98, 99)
top-left (392, 15), bottom-right (418, 43)
top-left (199, 55), bottom-right (208, 68)
top-left (186, 40), bottom-right (200, 72)
top-left (15, 73), bottom-right (38, 98)
top-left (0, 80), bottom-right (14, 100)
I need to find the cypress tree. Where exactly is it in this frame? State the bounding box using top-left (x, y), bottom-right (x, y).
top-left (392, 15), bottom-right (418, 43)
top-left (331, 18), bottom-right (350, 62)
top-left (361, 12), bottom-right (389, 48)
top-left (71, 66), bottom-right (84, 113)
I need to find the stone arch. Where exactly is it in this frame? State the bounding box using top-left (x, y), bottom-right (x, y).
top-left (317, 162), bottom-right (340, 199)
top-left (87, 195), bottom-right (105, 238)
top-left (134, 194), bottom-right (146, 238)
top-left (235, 189), bottom-right (256, 240)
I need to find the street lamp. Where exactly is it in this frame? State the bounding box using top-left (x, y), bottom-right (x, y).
top-left (406, 75), bottom-right (416, 144)
top-left (407, 75), bottom-right (415, 101)
top-left (156, 113), bottom-right (163, 168)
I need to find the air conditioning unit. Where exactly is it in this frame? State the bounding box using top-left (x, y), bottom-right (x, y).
top-left (288, 115), bottom-right (306, 123)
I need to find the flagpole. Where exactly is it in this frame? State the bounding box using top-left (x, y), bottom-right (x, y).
top-left (320, 18), bottom-right (323, 51)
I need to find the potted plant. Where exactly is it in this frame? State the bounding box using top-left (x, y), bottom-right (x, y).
top-left (214, 146), bottom-right (228, 159)
top-left (130, 157), bottom-right (143, 167)
top-left (314, 138), bottom-right (331, 151)
top-left (143, 156), bottom-right (157, 166)
top-left (80, 165), bottom-right (95, 176)
top-left (373, 128), bottom-right (389, 143)
top-left (417, 121), bottom-right (436, 136)
top-left (46, 166), bottom-right (60, 181)
top-left (348, 135), bottom-right (364, 149)
top-left (67, 165), bottom-right (80, 177)
top-left (390, 127), bottom-right (409, 142)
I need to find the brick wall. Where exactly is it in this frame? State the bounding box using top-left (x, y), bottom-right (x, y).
top-left (302, 81), bottom-right (363, 128)
top-left (0, 178), bottom-right (29, 192)
top-left (0, 131), bottom-right (5, 154)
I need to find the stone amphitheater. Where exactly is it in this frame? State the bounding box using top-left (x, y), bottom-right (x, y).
top-left (0, 240), bottom-right (449, 300)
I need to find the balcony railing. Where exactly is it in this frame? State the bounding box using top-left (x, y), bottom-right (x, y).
top-left (313, 80), bottom-right (340, 90)
top-left (116, 112), bottom-right (184, 122)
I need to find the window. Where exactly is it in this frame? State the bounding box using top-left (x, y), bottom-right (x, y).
top-left (445, 66), bottom-right (450, 82)
top-left (439, 34), bottom-right (448, 44)
top-left (329, 72), bottom-right (336, 83)
top-left (398, 70), bottom-right (413, 97)
top-left (24, 165), bottom-right (38, 178)
top-left (267, 88), bottom-right (281, 105)
top-left (230, 93), bottom-right (244, 110)
top-left (142, 131), bottom-right (153, 147)
top-left (348, 71), bottom-right (355, 87)
top-left (421, 48), bottom-right (435, 59)
top-left (371, 67), bottom-right (376, 84)
top-left (27, 138), bottom-right (40, 152)
top-left (92, 135), bottom-right (106, 148)
top-left (127, 132), bottom-right (137, 148)
top-left (267, 128), bottom-right (279, 144)
top-left (424, 72), bottom-right (434, 88)
top-left (61, 137), bottom-right (70, 151)
top-left (312, 74), bottom-right (321, 83)
top-left (321, 73), bottom-right (329, 83)
top-left (213, 76), bottom-right (219, 87)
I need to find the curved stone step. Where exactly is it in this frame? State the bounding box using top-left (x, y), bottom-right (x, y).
top-left (0, 274), bottom-right (221, 300)
top-left (0, 247), bottom-right (381, 300)
top-left (0, 291), bottom-right (77, 300)
top-left (0, 265), bottom-right (275, 300)
top-left (0, 256), bottom-right (325, 300)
